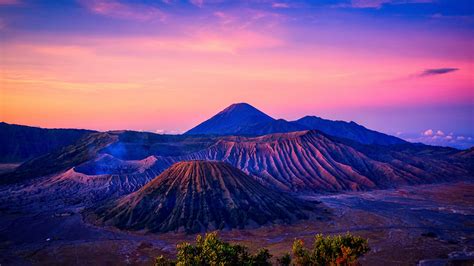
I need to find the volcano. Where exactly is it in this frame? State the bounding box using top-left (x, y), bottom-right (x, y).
top-left (93, 160), bottom-right (318, 233)
top-left (185, 103), bottom-right (274, 135)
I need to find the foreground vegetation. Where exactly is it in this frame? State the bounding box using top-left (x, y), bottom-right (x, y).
top-left (155, 231), bottom-right (369, 266)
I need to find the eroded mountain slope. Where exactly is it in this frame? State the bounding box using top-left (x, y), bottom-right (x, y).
top-left (91, 161), bottom-right (320, 233)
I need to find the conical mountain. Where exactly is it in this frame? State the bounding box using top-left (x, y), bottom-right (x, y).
top-left (185, 103), bottom-right (274, 135)
top-left (92, 160), bottom-right (318, 233)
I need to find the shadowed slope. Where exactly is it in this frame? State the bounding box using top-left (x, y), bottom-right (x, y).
top-left (0, 132), bottom-right (117, 184)
top-left (293, 116), bottom-right (405, 145)
top-left (0, 122), bottom-right (94, 163)
top-left (239, 118), bottom-right (306, 135)
top-left (0, 130), bottom-right (219, 184)
top-left (93, 161), bottom-right (318, 233)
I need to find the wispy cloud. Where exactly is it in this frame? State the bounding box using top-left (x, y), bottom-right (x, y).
top-left (0, 0), bottom-right (21, 5)
top-left (272, 2), bottom-right (289, 8)
top-left (347, 0), bottom-right (433, 9)
top-left (79, 0), bottom-right (166, 21)
top-left (190, 0), bottom-right (203, 8)
top-left (419, 68), bottom-right (459, 77)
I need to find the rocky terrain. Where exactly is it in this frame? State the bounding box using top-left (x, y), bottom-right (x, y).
top-left (2, 129), bottom-right (471, 199)
top-left (180, 130), bottom-right (471, 192)
top-left (91, 161), bottom-right (320, 233)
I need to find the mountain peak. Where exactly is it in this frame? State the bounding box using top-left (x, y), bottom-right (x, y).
top-left (222, 102), bottom-right (254, 111)
top-left (218, 103), bottom-right (271, 117)
top-left (185, 103), bottom-right (274, 135)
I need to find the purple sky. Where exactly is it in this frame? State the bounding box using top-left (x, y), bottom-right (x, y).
top-left (1, 0), bottom-right (473, 148)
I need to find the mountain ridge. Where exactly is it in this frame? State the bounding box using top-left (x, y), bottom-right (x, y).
top-left (185, 103), bottom-right (406, 145)
top-left (293, 116), bottom-right (405, 145)
top-left (179, 130), bottom-right (471, 192)
top-left (0, 122), bottom-right (95, 163)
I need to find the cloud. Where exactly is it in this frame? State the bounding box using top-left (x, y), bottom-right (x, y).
top-left (419, 68), bottom-right (459, 77)
top-left (11, 28), bottom-right (282, 56)
top-left (155, 129), bottom-right (180, 134)
top-left (423, 129), bottom-right (433, 136)
top-left (423, 129), bottom-right (446, 137)
top-left (403, 130), bottom-right (474, 149)
top-left (79, 0), bottom-right (165, 21)
top-left (348, 0), bottom-right (433, 9)
top-left (272, 2), bottom-right (289, 8)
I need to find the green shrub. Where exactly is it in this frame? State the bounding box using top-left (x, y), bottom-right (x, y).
top-left (155, 232), bottom-right (369, 266)
top-left (292, 232), bottom-right (370, 265)
top-left (277, 252), bottom-right (292, 266)
top-left (156, 231), bottom-right (272, 266)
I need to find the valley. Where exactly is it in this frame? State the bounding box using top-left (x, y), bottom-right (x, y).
top-left (0, 182), bottom-right (472, 265)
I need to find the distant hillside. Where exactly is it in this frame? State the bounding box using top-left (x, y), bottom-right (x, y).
top-left (240, 118), bottom-right (306, 135)
top-left (0, 122), bottom-right (94, 163)
top-left (185, 103), bottom-right (406, 145)
top-left (0, 132), bottom-right (117, 184)
top-left (293, 116), bottom-right (405, 145)
top-left (91, 161), bottom-right (319, 233)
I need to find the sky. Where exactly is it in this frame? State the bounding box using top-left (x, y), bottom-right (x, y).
top-left (0, 0), bottom-right (473, 148)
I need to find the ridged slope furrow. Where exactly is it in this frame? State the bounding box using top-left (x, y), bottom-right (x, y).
top-left (177, 131), bottom-right (470, 192)
top-left (93, 161), bottom-right (318, 233)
